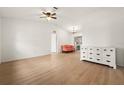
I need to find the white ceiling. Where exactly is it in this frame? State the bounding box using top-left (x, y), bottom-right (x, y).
top-left (0, 7), bottom-right (99, 30)
top-left (0, 7), bottom-right (43, 21)
top-left (0, 7), bottom-right (103, 22)
top-left (0, 7), bottom-right (124, 31)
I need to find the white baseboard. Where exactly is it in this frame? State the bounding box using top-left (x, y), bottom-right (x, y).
top-left (1, 53), bottom-right (50, 63)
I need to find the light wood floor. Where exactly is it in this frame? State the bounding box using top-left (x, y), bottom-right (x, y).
top-left (0, 52), bottom-right (124, 85)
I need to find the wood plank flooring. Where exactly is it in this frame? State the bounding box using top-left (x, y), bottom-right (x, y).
top-left (0, 52), bottom-right (124, 85)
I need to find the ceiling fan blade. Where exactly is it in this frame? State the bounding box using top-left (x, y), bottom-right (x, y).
top-left (52, 7), bottom-right (58, 12)
top-left (40, 16), bottom-right (46, 18)
top-left (51, 13), bottom-right (56, 16)
top-left (53, 7), bottom-right (58, 10)
top-left (42, 12), bottom-right (47, 15)
top-left (51, 17), bottom-right (57, 19)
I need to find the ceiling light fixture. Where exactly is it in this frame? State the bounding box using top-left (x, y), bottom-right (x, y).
top-left (47, 17), bottom-right (52, 21)
top-left (72, 26), bottom-right (78, 34)
top-left (40, 7), bottom-right (58, 21)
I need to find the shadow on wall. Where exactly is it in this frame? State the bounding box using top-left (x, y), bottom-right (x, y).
top-left (116, 48), bottom-right (124, 66)
top-left (108, 14), bottom-right (124, 67)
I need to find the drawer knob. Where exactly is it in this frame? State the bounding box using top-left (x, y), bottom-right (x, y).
top-left (97, 49), bottom-right (99, 50)
top-left (97, 59), bottom-right (100, 61)
top-left (83, 52), bottom-right (85, 53)
top-left (90, 53), bottom-right (93, 54)
top-left (106, 60), bottom-right (111, 62)
top-left (110, 50), bottom-right (113, 52)
top-left (106, 55), bottom-right (111, 57)
top-left (104, 49), bottom-right (107, 51)
top-left (83, 56), bottom-right (85, 58)
top-left (89, 58), bottom-right (93, 59)
top-left (97, 54), bottom-right (100, 55)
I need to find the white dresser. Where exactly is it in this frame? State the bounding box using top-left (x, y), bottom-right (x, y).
top-left (80, 46), bottom-right (116, 69)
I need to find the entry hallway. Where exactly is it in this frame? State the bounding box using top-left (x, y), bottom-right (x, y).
top-left (0, 52), bottom-right (124, 85)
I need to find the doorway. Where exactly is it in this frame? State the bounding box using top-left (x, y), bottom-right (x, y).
top-left (51, 31), bottom-right (57, 53)
top-left (74, 36), bottom-right (82, 51)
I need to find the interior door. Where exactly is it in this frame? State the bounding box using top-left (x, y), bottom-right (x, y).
top-left (51, 32), bottom-right (57, 53)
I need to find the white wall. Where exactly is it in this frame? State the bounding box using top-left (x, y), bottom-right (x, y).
top-left (1, 18), bottom-right (51, 62)
top-left (0, 17), bottom-right (1, 63)
top-left (51, 33), bottom-right (57, 52)
top-left (1, 17), bottom-right (73, 62)
top-left (81, 8), bottom-right (124, 66)
top-left (57, 29), bottom-right (73, 52)
top-left (50, 23), bottom-right (73, 52)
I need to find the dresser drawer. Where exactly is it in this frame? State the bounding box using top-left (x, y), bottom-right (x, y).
top-left (102, 48), bottom-right (115, 54)
top-left (81, 50), bottom-right (87, 53)
top-left (81, 55), bottom-right (87, 60)
top-left (95, 57), bottom-right (103, 63)
top-left (81, 47), bottom-right (87, 51)
top-left (88, 57), bottom-right (94, 61)
top-left (103, 59), bottom-right (111, 65)
top-left (87, 54), bottom-right (94, 61)
top-left (88, 48), bottom-right (94, 53)
top-left (103, 53), bottom-right (115, 60)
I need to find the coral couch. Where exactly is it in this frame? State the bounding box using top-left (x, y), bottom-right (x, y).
top-left (61, 45), bottom-right (75, 53)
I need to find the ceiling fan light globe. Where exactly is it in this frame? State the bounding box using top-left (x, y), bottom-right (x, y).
top-left (47, 17), bottom-right (52, 20)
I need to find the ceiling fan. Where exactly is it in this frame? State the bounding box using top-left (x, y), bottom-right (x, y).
top-left (40, 7), bottom-right (58, 20)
